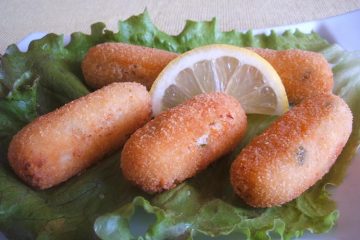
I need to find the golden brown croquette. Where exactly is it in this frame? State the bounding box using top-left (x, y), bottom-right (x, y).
top-left (81, 42), bottom-right (178, 89)
top-left (121, 92), bottom-right (247, 193)
top-left (230, 94), bottom-right (352, 208)
top-left (82, 43), bottom-right (333, 104)
top-left (250, 48), bottom-right (334, 104)
top-left (8, 82), bottom-right (151, 189)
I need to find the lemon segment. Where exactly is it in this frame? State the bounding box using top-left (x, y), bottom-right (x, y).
top-left (150, 44), bottom-right (289, 116)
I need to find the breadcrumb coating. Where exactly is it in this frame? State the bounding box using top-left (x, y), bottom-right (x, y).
top-left (82, 44), bottom-right (333, 104)
top-left (8, 82), bottom-right (151, 189)
top-left (230, 94), bottom-right (352, 207)
top-left (121, 93), bottom-right (247, 193)
top-left (250, 48), bottom-right (334, 104)
top-left (81, 42), bottom-right (178, 89)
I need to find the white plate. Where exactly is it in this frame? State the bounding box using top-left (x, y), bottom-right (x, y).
top-left (6, 9), bottom-right (360, 240)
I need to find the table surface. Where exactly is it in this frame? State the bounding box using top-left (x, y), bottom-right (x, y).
top-left (1, 0), bottom-right (360, 53)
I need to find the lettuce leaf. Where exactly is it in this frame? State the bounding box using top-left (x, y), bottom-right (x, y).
top-left (0, 11), bottom-right (359, 240)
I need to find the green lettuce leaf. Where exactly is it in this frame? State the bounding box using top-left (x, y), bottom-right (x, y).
top-left (0, 11), bottom-right (359, 240)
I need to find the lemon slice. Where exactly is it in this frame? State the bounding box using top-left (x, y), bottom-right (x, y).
top-left (150, 44), bottom-right (288, 116)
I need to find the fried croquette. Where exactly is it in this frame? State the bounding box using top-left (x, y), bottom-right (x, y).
top-left (8, 82), bottom-right (151, 189)
top-left (230, 94), bottom-right (352, 208)
top-left (81, 43), bottom-right (333, 104)
top-left (250, 48), bottom-right (334, 104)
top-left (121, 93), bottom-right (247, 193)
top-left (81, 42), bottom-right (178, 89)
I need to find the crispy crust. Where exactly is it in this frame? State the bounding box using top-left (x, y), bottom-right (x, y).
top-left (230, 94), bottom-right (352, 207)
top-left (250, 48), bottom-right (334, 104)
top-left (82, 44), bottom-right (333, 103)
top-left (81, 42), bottom-right (178, 89)
top-left (8, 82), bottom-right (151, 189)
top-left (121, 93), bottom-right (247, 193)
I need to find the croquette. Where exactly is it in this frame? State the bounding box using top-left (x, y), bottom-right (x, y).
top-left (121, 92), bottom-right (247, 193)
top-left (230, 94), bottom-right (352, 207)
top-left (8, 82), bottom-right (151, 189)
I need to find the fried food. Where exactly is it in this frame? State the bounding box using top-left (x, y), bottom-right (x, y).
top-left (81, 42), bottom-right (178, 89)
top-left (8, 82), bottom-right (151, 189)
top-left (250, 48), bottom-right (333, 104)
top-left (230, 94), bottom-right (352, 208)
top-left (121, 92), bottom-right (247, 193)
top-left (81, 43), bottom-right (333, 104)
